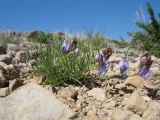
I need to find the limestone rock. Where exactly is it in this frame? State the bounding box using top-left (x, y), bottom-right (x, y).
top-left (150, 67), bottom-right (160, 76)
top-left (9, 79), bottom-right (23, 93)
top-left (124, 90), bottom-right (148, 115)
top-left (124, 75), bottom-right (150, 88)
top-left (83, 113), bottom-right (101, 120)
top-left (105, 100), bottom-right (116, 110)
top-left (0, 87), bottom-right (9, 97)
top-left (142, 101), bottom-right (160, 120)
top-left (87, 88), bottom-right (106, 101)
top-left (109, 54), bottom-right (122, 62)
top-left (129, 114), bottom-right (143, 120)
top-left (60, 85), bottom-right (78, 101)
top-left (0, 84), bottom-right (74, 120)
top-left (111, 109), bottom-right (142, 120)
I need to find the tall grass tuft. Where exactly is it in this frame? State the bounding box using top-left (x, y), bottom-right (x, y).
top-left (29, 37), bottom-right (96, 85)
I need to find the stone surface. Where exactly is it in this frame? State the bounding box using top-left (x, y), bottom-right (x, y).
top-left (150, 67), bottom-right (160, 76)
top-left (0, 87), bottom-right (9, 97)
top-left (0, 84), bottom-right (74, 120)
top-left (142, 101), bottom-right (160, 120)
top-left (124, 75), bottom-right (150, 88)
top-left (60, 85), bottom-right (78, 101)
top-left (83, 113), bottom-right (101, 120)
top-left (87, 88), bottom-right (106, 101)
top-left (111, 109), bottom-right (142, 120)
top-left (129, 114), bottom-right (143, 120)
top-left (9, 79), bottom-right (23, 93)
top-left (109, 54), bottom-right (122, 62)
top-left (111, 109), bottom-right (132, 120)
top-left (7, 44), bottom-right (19, 52)
top-left (124, 90), bottom-right (148, 115)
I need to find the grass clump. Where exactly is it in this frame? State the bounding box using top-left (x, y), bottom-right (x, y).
top-left (29, 37), bottom-right (95, 86)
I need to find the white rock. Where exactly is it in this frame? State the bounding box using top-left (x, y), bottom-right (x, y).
top-left (83, 113), bottom-right (101, 120)
top-left (60, 85), bottom-right (78, 101)
top-left (142, 101), bottom-right (160, 120)
top-left (0, 87), bottom-right (9, 97)
top-left (111, 109), bottom-right (142, 120)
top-left (150, 67), bottom-right (160, 76)
top-left (0, 84), bottom-right (74, 120)
top-left (111, 109), bottom-right (132, 120)
top-left (123, 90), bottom-right (148, 115)
top-left (87, 88), bottom-right (106, 101)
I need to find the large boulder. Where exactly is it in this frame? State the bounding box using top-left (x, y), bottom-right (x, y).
top-left (123, 90), bottom-right (148, 116)
top-left (87, 88), bottom-right (106, 101)
top-left (0, 84), bottom-right (74, 120)
top-left (142, 101), bottom-right (160, 120)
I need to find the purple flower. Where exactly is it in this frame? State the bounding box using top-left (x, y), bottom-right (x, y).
top-left (61, 40), bottom-right (70, 53)
top-left (96, 53), bottom-right (110, 76)
top-left (119, 59), bottom-right (128, 76)
top-left (74, 48), bottom-right (79, 54)
top-left (138, 53), bottom-right (152, 80)
top-left (139, 67), bottom-right (151, 80)
top-left (98, 62), bottom-right (110, 76)
top-left (61, 40), bottom-right (79, 54)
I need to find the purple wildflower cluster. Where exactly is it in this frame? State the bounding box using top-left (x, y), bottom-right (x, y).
top-left (61, 39), bottom-right (152, 80)
top-left (95, 51), bottom-right (152, 80)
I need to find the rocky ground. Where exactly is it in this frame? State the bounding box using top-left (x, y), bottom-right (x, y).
top-left (0, 35), bottom-right (160, 120)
